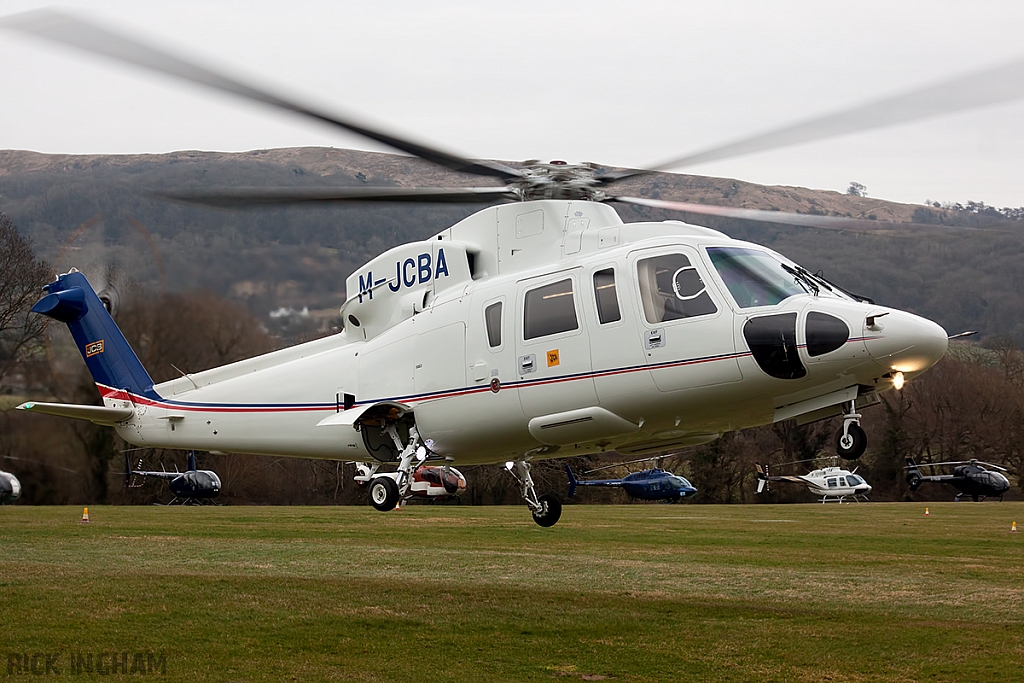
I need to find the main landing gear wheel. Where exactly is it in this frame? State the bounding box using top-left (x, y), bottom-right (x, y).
top-left (369, 477), bottom-right (399, 512)
top-left (836, 423), bottom-right (867, 459)
top-left (532, 494), bottom-right (562, 528)
top-left (506, 459), bottom-right (563, 527)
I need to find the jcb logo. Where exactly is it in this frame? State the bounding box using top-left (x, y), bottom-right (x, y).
top-left (547, 349), bottom-right (560, 367)
top-left (85, 340), bottom-right (104, 357)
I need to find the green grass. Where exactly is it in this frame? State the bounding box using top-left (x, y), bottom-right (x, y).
top-left (2, 503), bottom-right (1022, 682)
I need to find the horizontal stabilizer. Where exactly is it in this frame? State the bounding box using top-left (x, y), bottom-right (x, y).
top-left (17, 401), bottom-right (134, 424)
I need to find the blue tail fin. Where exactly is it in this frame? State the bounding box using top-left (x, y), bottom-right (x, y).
top-left (565, 465), bottom-right (578, 499)
top-left (32, 270), bottom-right (155, 399)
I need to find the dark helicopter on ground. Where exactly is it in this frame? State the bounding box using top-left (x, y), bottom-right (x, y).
top-left (905, 458), bottom-right (1011, 501)
top-left (126, 451), bottom-right (221, 505)
top-left (565, 458), bottom-right (697, 503)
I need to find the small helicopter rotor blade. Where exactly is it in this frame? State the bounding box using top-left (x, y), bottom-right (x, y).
top-left (0, 9), bottom-right (523, 181)
top-left (155, 186), bottom-right (519, 208)
top-left (907, 460), bottom-right (971, 468)
top-left (583, 453), bottom-right (679, 475)
top-left (599, 53), bottom-right (1024, 184)
top-left (608, 195), bottom-right (939, 232)
top-left (2, 454), bottom-right (78, 474)
top-left (972, 461), bottom-right (1009, 472)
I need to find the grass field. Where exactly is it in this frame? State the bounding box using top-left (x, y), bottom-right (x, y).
top-left (2, 503), bottom-right (1022, 682)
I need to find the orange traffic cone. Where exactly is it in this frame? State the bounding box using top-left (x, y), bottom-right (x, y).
top-left (924, 507), bottom-right (930, 516)
top-left (1013, 521), bottom-right (1018, 533)
top-left (80, 507), bottom-right (90, 524)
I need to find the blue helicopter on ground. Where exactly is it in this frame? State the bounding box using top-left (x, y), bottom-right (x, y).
top-left (126, 451), bottom-right (222, 505)
top-left (565, 457), bottom-right (697, 502)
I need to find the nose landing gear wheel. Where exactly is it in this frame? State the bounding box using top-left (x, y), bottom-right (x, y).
top-left (837, 423), bottom-right (867, 459)
top-left (532, 494), bottom-right (562, 527)
top-left (369, 477), bottom-right (400, 512)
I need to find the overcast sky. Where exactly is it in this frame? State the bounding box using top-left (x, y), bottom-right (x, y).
top-left (2, 0), bottom-right (1023, 207)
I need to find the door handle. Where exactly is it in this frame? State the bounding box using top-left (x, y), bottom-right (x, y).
top-left (519, 354), bottom-right (536, 374)
top-left (645, 329), bottom-right (665, 349)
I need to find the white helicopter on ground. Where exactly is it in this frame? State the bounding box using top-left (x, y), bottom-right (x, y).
top-left (756, 460), bottom-right (872, 504)
top-left (0, 469), bottom-right (22, 504)
top-left (13, 10), bottom-right (1011, 526)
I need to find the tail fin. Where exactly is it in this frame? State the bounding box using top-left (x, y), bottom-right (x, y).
top-left (565, 465), bottom-right (578, 499)
top-left (32, 270), bottom-right (155, 399)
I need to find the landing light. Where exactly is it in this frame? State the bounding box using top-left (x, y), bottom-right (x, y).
top-left (892, 371), bottom-right (905, 391)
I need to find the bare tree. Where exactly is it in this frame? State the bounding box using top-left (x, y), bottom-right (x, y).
top-left (0, 212), bottom-right (51, 385)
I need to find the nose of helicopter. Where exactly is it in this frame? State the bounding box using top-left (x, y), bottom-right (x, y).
top-left (863, 311), bottom-right (948, 376)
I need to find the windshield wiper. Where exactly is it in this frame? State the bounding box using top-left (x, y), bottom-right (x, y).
top-left (781, 264), bottom-right (819, 296)
top-left (809, 268), bottom-right (875, 304)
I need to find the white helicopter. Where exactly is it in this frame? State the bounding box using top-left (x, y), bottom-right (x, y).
top-left (14, 10), bottom-right (1013, 527)
top-left (756, 460), bottom-right (872, 504)
top-left (0, 469), bottom-right (22, 505)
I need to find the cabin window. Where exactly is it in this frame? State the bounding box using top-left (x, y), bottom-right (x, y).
top-left (485, 302), bottom-right (502, 348)
top-left (637, 254), bottom-right (717, 324)
top-left (524, 278), bottom-right (578, 340)
top-left (593, 268), bottom-right (621, 324)
top-left (707, 247), bottom-right (805, 308)
top-left (826, 478), bottom-right (838, 488)
top-left (838, 477), bottom-right (847, 487)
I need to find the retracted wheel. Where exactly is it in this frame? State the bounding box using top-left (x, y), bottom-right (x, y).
top-left (836, 423), bottom-right (867, 459)
top-left (531, 494), bottom-right (562, 527)
top-left (369, 477), bottom-right (400, 512)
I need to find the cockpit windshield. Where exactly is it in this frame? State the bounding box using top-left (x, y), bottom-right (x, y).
top-left (846, 475), bottom-right (864, 486)
top-left (706, 247), bottom-right (806, 308)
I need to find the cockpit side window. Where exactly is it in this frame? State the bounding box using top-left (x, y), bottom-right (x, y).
top-left (637, 254), bottom-right (717, 324)
top-left (593, 268), bottom-right (621, 324)
top-left (706, 247), bottom-right (805, 308)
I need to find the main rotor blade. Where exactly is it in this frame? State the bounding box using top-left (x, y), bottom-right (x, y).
top-left (0, 9), bottom-right (523, 181)
top-left (600, 53), bottom-right (1024, 184)
top-left (609, 195), bottom-right (985, 232)
top-left (909, 460), bottom-right (1006, 470)
top-left (156, 186), bottom-right (518, 208)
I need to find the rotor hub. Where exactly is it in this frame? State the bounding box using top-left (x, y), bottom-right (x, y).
top-left (513, 162), bottom-right (608, 202)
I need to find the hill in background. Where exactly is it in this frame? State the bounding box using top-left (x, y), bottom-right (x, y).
top-left (2, 147), bottom-right (1022, 342)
